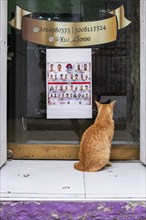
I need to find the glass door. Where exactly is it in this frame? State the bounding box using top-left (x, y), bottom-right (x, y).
top-left (7, 0), bottom-right (140, 159)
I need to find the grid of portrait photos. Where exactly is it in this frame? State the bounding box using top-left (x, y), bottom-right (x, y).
top-left (47, 62), bottom-right (91, 105)
top-left (46, 49), bottom-right (92, 119)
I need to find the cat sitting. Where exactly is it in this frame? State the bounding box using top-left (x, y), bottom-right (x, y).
top-left (74, 100), bottom-right (116, 172)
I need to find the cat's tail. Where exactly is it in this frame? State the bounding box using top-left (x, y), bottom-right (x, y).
top-left (74, 161), bottom-right (84, 172)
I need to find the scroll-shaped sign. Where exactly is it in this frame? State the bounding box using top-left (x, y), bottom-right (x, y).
top-left (9, 5), bottom-right (131, 47)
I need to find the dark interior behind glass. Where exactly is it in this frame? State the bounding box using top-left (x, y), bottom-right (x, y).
top-left (7, 0), bottom-right (140, 145)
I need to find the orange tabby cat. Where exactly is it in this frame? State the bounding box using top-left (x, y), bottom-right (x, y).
top-left (74, 100), bottom-right (116, 172)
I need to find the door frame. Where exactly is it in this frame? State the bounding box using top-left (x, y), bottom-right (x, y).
top-left (0, 0), bottom-right (146, 164)
top-left (140, 0), bottom-right (146, 165)
top-left (0, 0), bottom-right (7, 167)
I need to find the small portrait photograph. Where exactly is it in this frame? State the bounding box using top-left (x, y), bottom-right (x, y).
top-left (70, 85), bottom-right (74, 91)
top-left (84, 63), bottom-right (90, 74)
top-left (70, 93), bottom-right (73, 99)
top-left (49, 74), bottom-right (53, 80)
top-left (61, 93), bottom-right (65, 100)
top-left (83, 63), bottom-right (88, 72)
top-left (57, 64), bottom-right (62, 73)
top-left (54, 93), bottom-right (57, 98)
top-left (65, 85), bottom-right (68, 91)
top-left (55, 85), bottom-right (58, 91)
top-left (85, 85), bottom-right (89, 91)
top-left (49, 63), bottom-right (55, 73)
top-left (80, 85), bottom-right (84, 91)
top-left (66, 63), bottom-right (73, 72)
top-left (76, 63), bottom-right (83, 73)
top-left (75, 85), bottom-right (78, 92)
top-left (59, 85), bottom-right (64, 91)
top-left (66, 93), bottom-right (70, 99)
top-left (54, 74), bottom-right (58, 80)
top-left (78, 93), bottom-right (81, 99)
top-left (49, 85), bottom-right (54, 91)
top-left (85, 93), bottom-right (89, 99)
top-left (75, 74), bottom-right (79, 81)
top-left (60, 73), bottom-right (64, 80)
top-left (70, 73), bottom-right (73, 80)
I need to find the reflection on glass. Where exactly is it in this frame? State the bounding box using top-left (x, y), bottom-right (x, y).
top-left (7, 0), bottom-right (140, 145)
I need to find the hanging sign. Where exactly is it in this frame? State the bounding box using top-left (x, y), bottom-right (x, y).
top-left (46, 49), bottom-right (92, 119)
top-left (9, 5), bottom-right (131, 47)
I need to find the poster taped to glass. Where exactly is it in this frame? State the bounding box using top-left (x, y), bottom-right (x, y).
top-left (46, 49), bottom-right (92, 119)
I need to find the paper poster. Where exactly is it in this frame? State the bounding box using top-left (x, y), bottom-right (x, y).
top-left (46, 49), bottom-right (92, 119)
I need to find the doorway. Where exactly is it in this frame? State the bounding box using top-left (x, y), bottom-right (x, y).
top-left (1, 0), bottom-right (145, 161)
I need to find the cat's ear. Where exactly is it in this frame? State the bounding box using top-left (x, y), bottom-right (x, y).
top-left (110, 100), bottom-right (116, 108)
top-left (95, 101), bottom-right (101, 108)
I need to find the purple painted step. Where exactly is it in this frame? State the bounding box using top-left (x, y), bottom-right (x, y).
top-left (0, 201), bottom-right (146, 220)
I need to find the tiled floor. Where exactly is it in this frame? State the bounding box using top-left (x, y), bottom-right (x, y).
top-left (0, 160), bottom-right (145, 201)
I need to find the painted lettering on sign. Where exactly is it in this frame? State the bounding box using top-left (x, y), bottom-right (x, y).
top-left (9, 5), bottom-right (131, 47)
